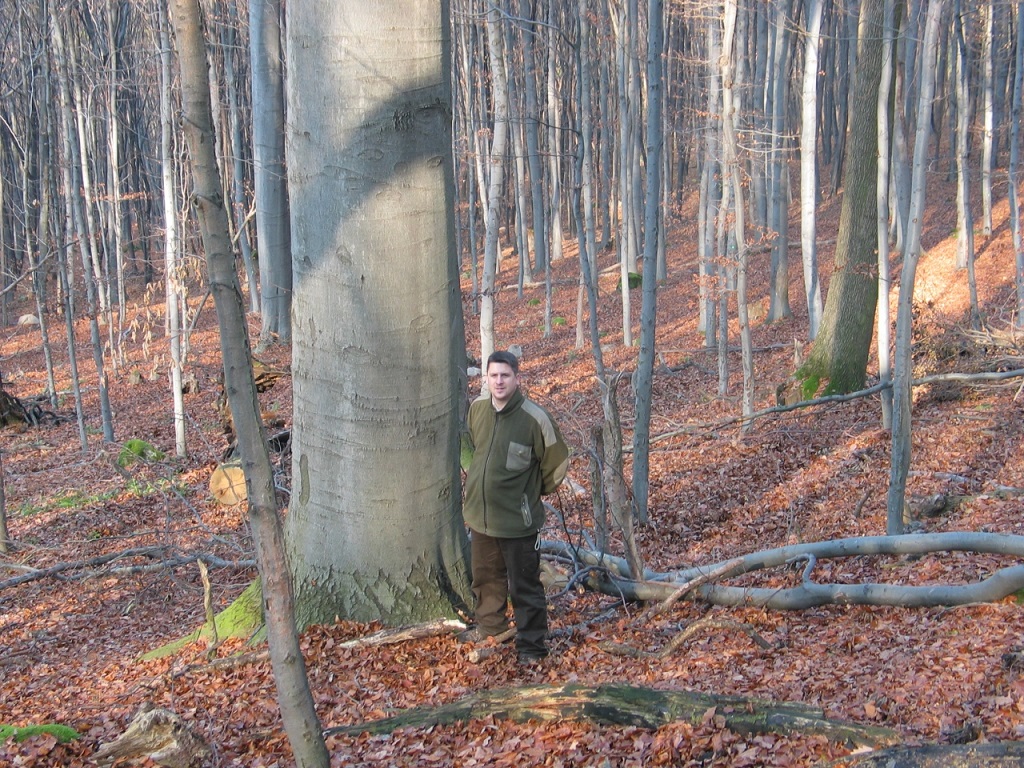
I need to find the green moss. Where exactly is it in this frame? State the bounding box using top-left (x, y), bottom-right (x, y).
top-left (0, 723), bottom-right (81, 744)
top-left (460, 433), bottom-right (475, 472)
top-left (616, 272), bottom-right (642, 291)
top-left (118, 439), bottom-right (166, 467)
top-left (800, 372), bottom-right (821, 401)
top-left (141, 579), bottom-right (265, 660)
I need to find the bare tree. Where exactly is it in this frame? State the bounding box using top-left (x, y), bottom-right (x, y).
top-left (167, 0), bottom-right (328, 763)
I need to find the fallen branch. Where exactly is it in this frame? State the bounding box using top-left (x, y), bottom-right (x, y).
top-left (0, 546), bottom-right (255, 590)
top-left (466, 628), bottom-right (517, 663)
top-left (337, 619), bottom-right (468, 650)
top-left (542, 532), bottom-right (1024, 610)
top-left (324, 682), bottom-right (900, 749)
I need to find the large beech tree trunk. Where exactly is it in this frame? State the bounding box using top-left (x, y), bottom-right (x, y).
top-left (285, 0), bottom-right (471, 628)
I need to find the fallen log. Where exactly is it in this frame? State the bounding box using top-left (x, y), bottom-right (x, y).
top-left (542, 533), bottom-right (1024, 610)
top-left (824, 742), bottom-right (1024, 767)
top-left (324, 683), bottom-right (900, 749)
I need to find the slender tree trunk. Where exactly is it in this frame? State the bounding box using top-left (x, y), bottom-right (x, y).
top-left (953, 0), bottom-right (980, 329)
top-left (633, 0), bottom-right (665, 525)
top-left (800, 0), bottom-right (886, 396)
top-left (167, 1), bottom-right (329, 764)
top-left (158, 8), bottom-right (187, 458)
top-left (479, 2), bottom-right (510, 365)
top-left (251, 0), bottom-right (292, 343)
top-left (1011, 0), bottom-right (1024, 326)
top-left (876, 0), bottom-right (896, 429)
top-left (722, 0), bottom-right (753, 422)
top-left (800, 0), bottom-right (825, 340)
top-left (518, 0), bottom-right (548, 275)
top-left (575, 0), bottom-right (606, 381)
top-left (52, 16), bottom-right (115, 443)
top-left (887, 0), bottom-right (944, 535)
top-left (981, 2), bottom-right (995, 237)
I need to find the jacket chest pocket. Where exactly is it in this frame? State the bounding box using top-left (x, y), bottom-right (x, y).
top-left (506, 441), bottom-right (533, 473)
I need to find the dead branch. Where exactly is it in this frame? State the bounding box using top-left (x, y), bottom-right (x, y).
top-left (635, 556), bottom-right (746, 623)
top-left (466, 628), bottom-right (517, 662)
top-left (0, 546), bottom-right (255, 590)
top-left (542, 532), bottom-right (1024, 610)
top-left (336, 618), bottom-right (468, 650)
top-left (324, 682), bottom-right (900, 749)
top-left (824, 742), bottom-right (1024, 767)
top-left (170, 650), bottom-right (268, 680)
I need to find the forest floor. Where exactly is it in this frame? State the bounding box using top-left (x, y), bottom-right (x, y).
top-left (3, 176), bottom-right (1024, 767)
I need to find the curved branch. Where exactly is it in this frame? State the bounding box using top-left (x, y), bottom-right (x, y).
top-left (542, 533), bottom-right (1024, 610)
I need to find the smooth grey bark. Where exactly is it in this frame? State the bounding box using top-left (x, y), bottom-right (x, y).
top-left (158, 7), bottom-right (187, 458)
top-left (799, 0), bottom-right (885, 396)
top-left (611, 0), bottom-right (640, 348)
top-left (285, 1), bottom-right (471, 628)
top-left (574, 0), bottom-right (606, 381)
top-left (981, 2), bottom-right (995, 237)
top-left (722, 0), bottom-right (753, 422)
top-left (1011, 0), bottom-right (1024, 326)
top-left (887, 0), bottom-right (944, 535)
top-left (518, 0), bottom-right (548, 275)
top-left (766, 0), bottom-right (792, 324)
top-left (251, 0), bottom-right (292, 343)
top-left (478, 1), bottom-right (510, 365)
top-left (52, 16), bottom-right (115, 443)
top-left (545, 532), bottom-right (1024, 610)
top-left (800, 0), bottom-right (825, 340)
top-left (220, 14), bottom-right (259, 314)
top-left (167, 0), bottom-right (328, 765)
top-left (545, 0), bottom-right (564, 265)
top-left (875, 0), bottom-right (895, 430)
top-left (952, 0), bottom-right (980, 330)
top-left (633, 0), bottom-right (665, 525)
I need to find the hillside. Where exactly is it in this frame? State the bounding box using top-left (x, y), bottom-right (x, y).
top-left (2, 179), bottom-right (1024, 766)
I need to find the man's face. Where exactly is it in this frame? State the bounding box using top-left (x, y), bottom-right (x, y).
top-left (486, 361), bottom-right (519, 409)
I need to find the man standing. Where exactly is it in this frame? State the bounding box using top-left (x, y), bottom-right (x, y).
top-left (462, 350), bottom-right (569, 664)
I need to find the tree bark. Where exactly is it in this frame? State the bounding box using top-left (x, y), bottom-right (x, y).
top-left (285, 0), bottom-right (472, 628)
top-left (167, 1), bottom-right (328, 764)
top-left (826, 742), bottom-right (1024, 767)
top-left (326, 683), bottom-right (900, 749)
top-left (800, 0), bottom-right (886, 395)
top-left (251, 0), bottom-right (292, 343)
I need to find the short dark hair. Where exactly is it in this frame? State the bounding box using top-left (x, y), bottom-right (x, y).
top-left (487, 350), bottom-right (520, 374)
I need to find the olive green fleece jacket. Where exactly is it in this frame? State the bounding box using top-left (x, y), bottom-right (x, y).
top-left (463, 387), bottom-right (569, 538)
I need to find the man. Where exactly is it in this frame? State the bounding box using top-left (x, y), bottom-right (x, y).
top-left (462, 350), bottom-right (569, 665)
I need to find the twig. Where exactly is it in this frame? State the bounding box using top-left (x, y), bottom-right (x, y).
top-left (600, 615), bottom-right (772, 658)
top-left (466, 628), bottom-right (517, 663)
top-left (634, 557), bottom-right (746, 624)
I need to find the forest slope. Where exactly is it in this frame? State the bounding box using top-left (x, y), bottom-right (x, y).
top-left (1, 180), bottom-right (1024, 766)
